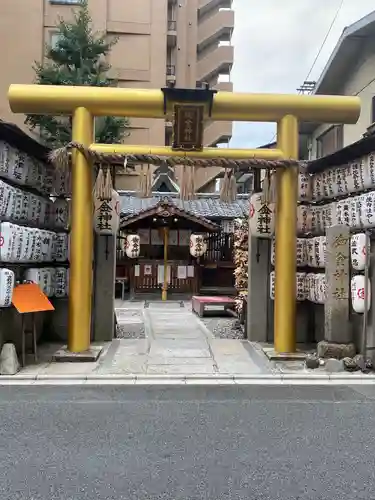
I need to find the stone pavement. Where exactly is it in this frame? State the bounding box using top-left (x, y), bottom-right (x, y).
top-left (99, 301), bottom-right (269, 376)
top-left (7, 300), bottom-right (375, 384)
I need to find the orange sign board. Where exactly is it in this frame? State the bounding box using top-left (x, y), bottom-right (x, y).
top-left (12, 283), bottom-right (55, 314)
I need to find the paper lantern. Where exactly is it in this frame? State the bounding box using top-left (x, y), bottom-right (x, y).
top-left (269, 271), bottom-right (275, 300)
top-left (249, 193), bottom-right (275, 238)
top-left (363, 153), bottom-right (375, 189)
top-left (0, 268), bottom-right (15, 307)
top-left (324, 202), bottom-right (338, 230)
top-left (55, 267), bottom-right (68, 298)
top-left (349, 196), bottom-right (362, 229)
top-left (351, 275), bottom-right (371, 314)
top-left (350, 233), bottom-right (369, 271)
top-left (360, 191), bottom-right (375, 229)
top-left (0, 222), bottom-right (17, 263)
top-left (54, 198), bottom-right (69, 229)
top-left (296, 205), bottom-right (311, 235)
top-left (298, 174), bottom-right (311, 202)
top-left (189, 233), bottom-right (207, 258)
top-left (93, 190), bottom-right (120, 235)
top-left (270, 238), bottom-right (307, 267)
top-left (313, 236), bottom-right (326, 269)
top-left (311, 173), bottom-right (324, 201)
top-left (24, 268), bottom-right (43, 287)
top-left (125, 234), bottom-right (140, 259)
top-left (305, 273), bottom-right (326, 304)
top-left (269, 272), bottom-right (307, 301)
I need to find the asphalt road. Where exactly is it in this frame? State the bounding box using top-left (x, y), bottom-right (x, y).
top-left (1, 384), bottom-right (375, 500)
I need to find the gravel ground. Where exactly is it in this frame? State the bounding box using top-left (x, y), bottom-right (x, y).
top-left (116, 323), bottom-right (145, 339)
top-left (200, 316), bottom-right (245, 339)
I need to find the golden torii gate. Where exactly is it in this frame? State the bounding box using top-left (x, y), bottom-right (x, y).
top-left (8, 85), bottom-right (360, 354)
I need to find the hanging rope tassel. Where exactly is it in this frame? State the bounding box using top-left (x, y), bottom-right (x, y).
top-left (186, 165), bottom-right (196, 200)
top-left (48, 146), bottom-right (70, 173)
top-left (180, 164), bottom-right (188, 201)
top-left (137, 165), bottom-right (146, 198)
top-left (228, 169), bottom-right (237, 202)
top-left (102, 166), bottom-right (113, 201)
top-left (220, 169), bottom-right (229, 202)
top-left (145, 164), bottom-right (152, 198)
top-left (268, 170), bottom-right (278, 204)
top-left (261, 170), bottom-right (270, 204)
top-left (262, 169), bottom-right (278, 205)
top-left (92, 164), bottom-right (106, 203)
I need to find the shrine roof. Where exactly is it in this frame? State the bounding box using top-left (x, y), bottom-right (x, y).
top-left (119, 192), bottom-right (250, 220)
top-left (120, 198), bottom-right (219, 231)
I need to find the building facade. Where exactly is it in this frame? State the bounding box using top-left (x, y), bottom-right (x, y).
top-left (0, 0), bottom-right (234, 191)
top-left (300, 11), bottom-right (375, 160)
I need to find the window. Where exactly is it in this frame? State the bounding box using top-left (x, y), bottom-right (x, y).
top-left (316, 125), bottom-right (343, 158)
top-left (50, 33), bottom-right (61, 49)
top-left (215, 178), bottom-right (221, 192)
top-left (49, 0), bottom-right (82, 4)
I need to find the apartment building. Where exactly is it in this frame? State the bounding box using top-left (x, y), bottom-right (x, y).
top-left (0, 0), bottom-right (234, 190)
top-left (300, 10), bottom-right (375, 160)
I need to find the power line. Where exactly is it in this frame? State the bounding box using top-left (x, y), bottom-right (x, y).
top-left (303, 0), bottom-right (345, 84)
top-left (265, 0), bottom-right (345, 145)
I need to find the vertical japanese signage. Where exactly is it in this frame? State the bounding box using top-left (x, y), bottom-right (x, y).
top-left (325, 225), bottom-right (350, 343)
top-left (172, 104), bottom-right (204, 151)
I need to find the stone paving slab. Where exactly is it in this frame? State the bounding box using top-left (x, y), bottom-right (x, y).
top-left (150, 331), bottom-right (206, 339)
top-left (104, 356), bottom-right (147, 374)
top-left (146, 356), bottom-right (217, 366)
top-left (149, 345), bottom-right (211, 359)
top-left (210, 339), bottom-right (250, 356)
top-left (147, 364), bottom-right (216, 375)
top-left (112, 339), bottom-right (149, 356)
top-left (216, 361), bottom-right (264, 374)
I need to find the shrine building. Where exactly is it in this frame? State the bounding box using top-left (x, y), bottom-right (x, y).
top-left (116, 168), bottom-right (250, 299)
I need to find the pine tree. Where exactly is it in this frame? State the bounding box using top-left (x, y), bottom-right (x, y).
top-left (25, 0), bottom-right (129, 147)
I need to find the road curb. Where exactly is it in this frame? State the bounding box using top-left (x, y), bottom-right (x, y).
top-left (1, 372), bottom-right (375, 385)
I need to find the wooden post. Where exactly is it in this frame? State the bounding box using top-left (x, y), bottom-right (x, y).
top-left (162, 228), bottom-right (169, 301)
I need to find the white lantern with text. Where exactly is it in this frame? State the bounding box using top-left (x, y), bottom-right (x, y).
top-left (125, 234), bottom-right (140, 259)
top-left (93, 190), bottom-right (120, 235)
top-left (190, 234), bottom-right (207, 258)
top-left (351, 275), bottom-right (371, 314)
top-left (249, 193), bottom-right (275, 238)
top-left (0, 268), bottom-right (15, 307)
top-left (350, 233), bottom-right (369, 271)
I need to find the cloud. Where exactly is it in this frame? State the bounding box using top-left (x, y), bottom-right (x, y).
top-left (230, 0), bottom-right (375, 148)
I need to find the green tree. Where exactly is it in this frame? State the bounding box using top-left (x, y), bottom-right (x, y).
top-left (25, 0), bottom-right (129, 147)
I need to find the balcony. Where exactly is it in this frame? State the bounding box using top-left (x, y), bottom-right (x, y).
top-left (197, 44), bottom-right (233, 82)
top-left (166, 64), bottom-right (176, 83)
top-left (198, 9), bottom-right (234, 51)
top-left (204, 120), bottom-right (232, 146)
top-left (199, 0), bottom-right (232, 18)
top-left (167, 20), bottom-right (177, 47)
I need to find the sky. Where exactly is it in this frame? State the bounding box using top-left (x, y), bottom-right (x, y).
top-left (229, 0), bottom-right (375, 148)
